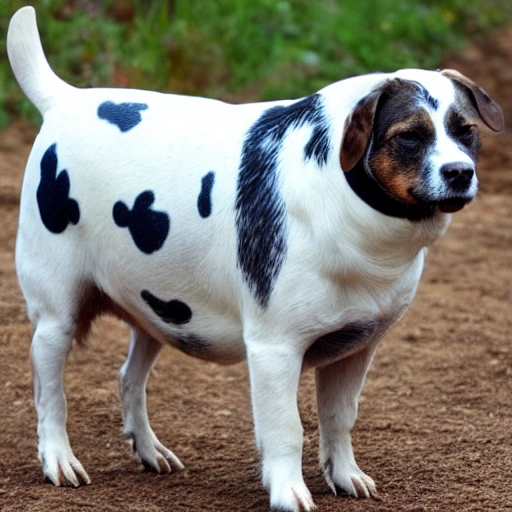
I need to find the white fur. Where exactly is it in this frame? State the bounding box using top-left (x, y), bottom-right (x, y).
top-left (8, 7), bottom-right (479, 511)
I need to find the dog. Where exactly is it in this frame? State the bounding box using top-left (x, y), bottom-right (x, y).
top-left (7, 6), bottom-right (503, 511)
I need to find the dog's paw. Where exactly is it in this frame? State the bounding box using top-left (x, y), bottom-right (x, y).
top-left (127, 431), bottom-right (184, 474)
top-left (270, 481), bottom-right (316, 512)
top-left (322, 458), bottom-right (378, 499)
top-left (40, 448), bottom-right (91, 487)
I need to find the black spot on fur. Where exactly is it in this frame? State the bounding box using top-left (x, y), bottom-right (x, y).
top-left (37, 143), bottom-right (80, 234)
top-left (98, 101), bottom-right (148, 132)
top-left (304, 320), bottom-right (378, 367)
top-left (197, 171), bottom-right (215, 218)
top-left (141, 290), bottom-right (192, 325)
top-left (236, 94), bottom-right (331, 307)
top-left (173, 333), bottom-right (212, 359)
top-left (113, 190), bottom-right (169, 254)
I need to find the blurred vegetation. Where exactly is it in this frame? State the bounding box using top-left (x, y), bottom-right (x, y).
top-left (0, 0), bottom-right (511, 127)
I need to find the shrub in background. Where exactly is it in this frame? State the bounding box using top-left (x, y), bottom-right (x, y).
top-left (0, 0), bottom-right (510, 127)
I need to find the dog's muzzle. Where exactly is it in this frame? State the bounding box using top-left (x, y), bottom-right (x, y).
top-left (437, 161), bottom-right (476, 213)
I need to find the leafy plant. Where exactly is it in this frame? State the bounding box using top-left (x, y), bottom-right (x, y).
top-left (0, 0), bottom-right (510, 127)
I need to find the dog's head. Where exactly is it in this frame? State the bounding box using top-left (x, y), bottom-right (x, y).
top-left (340, 69), bottom-right (503, 218)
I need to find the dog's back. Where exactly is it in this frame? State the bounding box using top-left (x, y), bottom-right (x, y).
top-left (8, 8), bottom-right (253, 358)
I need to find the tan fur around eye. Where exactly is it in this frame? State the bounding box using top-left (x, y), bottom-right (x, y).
top-left (368, 149), bottom-right (420, 205)
top-left (384, 111), bottom-right (433, 141)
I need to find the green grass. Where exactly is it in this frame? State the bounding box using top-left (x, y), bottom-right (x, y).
top-left (0, 0), bottom-right (510, 127)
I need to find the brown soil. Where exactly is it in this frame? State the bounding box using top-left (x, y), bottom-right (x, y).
top-left (1, 27), bottom-right (512, 512)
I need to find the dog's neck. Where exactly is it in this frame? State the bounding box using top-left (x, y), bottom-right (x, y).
top-left (344, 158), bottom-right (437, 222)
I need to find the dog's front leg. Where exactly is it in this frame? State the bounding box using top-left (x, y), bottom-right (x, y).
top-left (119, 328), bottom-right (184, 474)
top-left (315, 343), bottom-right (379, 499)
top-left (246, 338), bottom-right (316, 512)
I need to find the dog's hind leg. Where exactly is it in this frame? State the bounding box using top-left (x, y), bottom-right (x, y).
top-left (30, 316), bottom-right (91, 486)
top-left (315, 344), bottom-right (379, 499)
top-left (119, 327), bottom-right (184, 473)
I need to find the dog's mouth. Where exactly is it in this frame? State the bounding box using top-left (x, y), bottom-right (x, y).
top-left (409, 187), bottom-right (474, 214)
top-left (436, 197), bottom-right (472, 213)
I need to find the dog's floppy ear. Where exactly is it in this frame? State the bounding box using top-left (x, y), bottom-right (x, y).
top-left (340, 81), bottom-right (390, 172)
top-left (441, 69), bottom-right (504, 133)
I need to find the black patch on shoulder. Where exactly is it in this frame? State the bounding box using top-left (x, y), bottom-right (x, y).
top-left (236, 94), bottom-right (331, 307)
top-left (197, 171), bottom-right (215, 218)
top-left (304, 320), bottom-right (378, 367)
top-left (98, 101), bottom-right (148, 132)
top-left (113, 190), bottom-right (169, 254)
top-left (37, 143), bottom-right (80, 234)
top-left (141, 290), bottom-right (192, 325)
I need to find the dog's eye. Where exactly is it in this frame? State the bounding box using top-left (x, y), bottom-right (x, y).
top-left (394, 131), bottom-right (423, 149)
top-left (453, 124), bottom-right (477, 147)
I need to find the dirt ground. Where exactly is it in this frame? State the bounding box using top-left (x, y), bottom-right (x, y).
top-left (1, 26), bottom-right (511, 512)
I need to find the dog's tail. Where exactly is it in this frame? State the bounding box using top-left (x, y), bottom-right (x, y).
top-left (7, 6), bottom-right (72, 116)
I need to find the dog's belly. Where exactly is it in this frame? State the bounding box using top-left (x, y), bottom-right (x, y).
top-left (155, 317), bottom-right (246, 365)
top-left (104, 279), bottom-right (246, 365)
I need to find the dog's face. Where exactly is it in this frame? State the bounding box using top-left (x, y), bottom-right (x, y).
top-left (341, 69), bottom-right (503, 215)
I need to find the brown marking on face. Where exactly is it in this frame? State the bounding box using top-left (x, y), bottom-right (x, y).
top-left (343, 74), bottom-right (489, 216)
top-left (339, 76), bottom-right (437, 173)
top-left (382, 110), bottom-right (434, 141)
top-left (341, 78), bottom-right (442, 205)
top-left (367, 149), bottom-right (421, 204)
top-left (366, 85), bottom-right (437, 204)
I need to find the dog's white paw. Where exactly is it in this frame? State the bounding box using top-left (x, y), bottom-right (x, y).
top-left (127, 430), bottom-right (184, 474)
top-left (40, 447), bottom-right (91, 487)
top-left (269, 481), bottom-right (316, 512)
top-left (322, 458), bottom-right (378, 499)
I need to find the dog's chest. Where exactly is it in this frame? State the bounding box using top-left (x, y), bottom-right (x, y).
top-left (302, 309), bottom-right (403, 369)
top-left (296, 248), bottom-right (425, 369)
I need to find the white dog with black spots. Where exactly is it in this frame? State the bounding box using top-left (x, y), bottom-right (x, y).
top-left (8, 6), bottom-right (503, 511)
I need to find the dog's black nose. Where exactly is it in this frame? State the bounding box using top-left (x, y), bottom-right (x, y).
top-left (441, 162), bottom-right (474, 191)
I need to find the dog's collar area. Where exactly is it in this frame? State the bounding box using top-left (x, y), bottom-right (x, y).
top-left (344, 160), bottom-right (437, 222)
